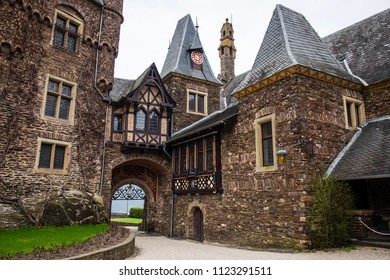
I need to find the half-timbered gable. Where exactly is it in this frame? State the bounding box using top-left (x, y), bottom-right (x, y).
top-left (109, 63), bottom-right (175, 150)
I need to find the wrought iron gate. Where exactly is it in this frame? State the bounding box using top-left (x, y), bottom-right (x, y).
top-left (112, 184), bottom-right (145, 200)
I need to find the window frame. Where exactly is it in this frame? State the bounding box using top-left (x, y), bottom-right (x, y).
top-left (187, 90), bottom-right (208, 116)
top-left (42, 75), bottom-right (77, 125)
top-left (172, 135), bottom-right (215, 178)
top-left (34, 138), bottom-right (71, 175)
top-left (113, 115), bottom-right (122, 132)
top-left (51, 10), bottom-right (83, 53)
top-left (343, 96), bottom-right (365, 130)
top-left (254, 114), bottom-right (276, 172)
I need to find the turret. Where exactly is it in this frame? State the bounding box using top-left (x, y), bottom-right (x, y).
top-left (218, 18), bottom-right (236, 83)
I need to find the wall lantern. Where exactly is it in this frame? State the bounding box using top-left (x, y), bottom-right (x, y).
top-left (276, 144), bottom-right (287, 165)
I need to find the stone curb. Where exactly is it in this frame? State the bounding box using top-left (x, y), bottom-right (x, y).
top-left (64, 228), bottom-right (135, 260)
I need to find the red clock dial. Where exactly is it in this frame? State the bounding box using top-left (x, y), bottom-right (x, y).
top-left (191, 51), bottom-right (204, 65)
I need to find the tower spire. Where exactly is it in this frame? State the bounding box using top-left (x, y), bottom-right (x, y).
top-left (218, 17), bottom-right (236, 83)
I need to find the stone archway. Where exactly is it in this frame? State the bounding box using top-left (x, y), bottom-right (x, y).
top-left (107, 157), bottom-right (172, 235)
top-left (111, 164), bottom-right (157, 232)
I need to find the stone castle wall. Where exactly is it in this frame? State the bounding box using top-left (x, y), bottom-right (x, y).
top-left (364, 87), bottom-right (390, 119)
top-left (0, 0), bottom-right (122, 227)
top-left (171, 74), bottom-right (359, 249)
top-left (102, 144), bottom-right (172, 236)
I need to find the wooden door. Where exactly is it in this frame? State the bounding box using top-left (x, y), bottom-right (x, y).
top-left (193, 207), bottom-right (204, 242)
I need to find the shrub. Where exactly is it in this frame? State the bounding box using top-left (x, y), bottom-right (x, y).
top-left (129, 208), bottom-right (144, 219)
top-left (308, 176), bottom-right (355, 249)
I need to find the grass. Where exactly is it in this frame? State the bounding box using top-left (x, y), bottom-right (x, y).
top-left (110, 217), bottom-right (142, 224)
top-left (0, 224), bottom-right (109, 259)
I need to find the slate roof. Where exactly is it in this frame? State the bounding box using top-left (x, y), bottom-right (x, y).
top-left (220, 71), bottom-right (249, 107)
top-left (109, 63), bottom-right (174, 104)
top-left (161, 14), bottom-right (221, 84)
top-left (169, 104), bottom-right (239, 141)
top-left (233, 4), bottom-right (361, 94)
top-left (323, 8), bottom-right (390, 84)
top-left (110, 78), bottom-right (135, 102)
top-left (327, 116), bottom-right (390, 180)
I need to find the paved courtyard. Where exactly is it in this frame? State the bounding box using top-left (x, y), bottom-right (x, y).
top-left (126, 229), bottom-right (390, 260)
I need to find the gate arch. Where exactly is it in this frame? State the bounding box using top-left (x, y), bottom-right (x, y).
top-left (108, 157), bottom-right (171, 233)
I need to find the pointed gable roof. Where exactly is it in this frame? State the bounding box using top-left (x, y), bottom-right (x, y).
top-left (323, 8), bottom-right (390, 85)
top-left (233, 5), bottom-right (361, 94)
top-left (110, 63), bottom-right (175, 106)
top-left (161, 14), bottom-right (220, 84)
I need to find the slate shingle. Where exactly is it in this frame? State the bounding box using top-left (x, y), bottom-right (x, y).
top-left (323, 8), bottom-right (390, 84)
top-left (327, 117), bottom-right (390, 180)
top-left (233, 5), bottom-right (361, 94)
top-left (161, 14), bottom-right (220, 84)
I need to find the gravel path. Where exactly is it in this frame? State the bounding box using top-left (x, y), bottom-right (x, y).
top-left (128, 232), bottom-right (390, 260)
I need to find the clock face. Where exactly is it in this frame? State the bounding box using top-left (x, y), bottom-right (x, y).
top-left (191, 51), bottom-right (204, 65)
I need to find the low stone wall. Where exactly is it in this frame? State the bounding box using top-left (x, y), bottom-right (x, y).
top-left (65, 228), bottom-right (135, 260)
top-left (349, 210), bottom-right (374, 239)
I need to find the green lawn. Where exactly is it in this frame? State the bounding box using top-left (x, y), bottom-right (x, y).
top-left (0, 224), bottom-right (109, 259)
top-left (110, 217), bottom-right (142, 224)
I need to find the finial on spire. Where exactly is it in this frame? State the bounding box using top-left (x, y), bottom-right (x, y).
top-left (195, 16), bottom-right (199, 30)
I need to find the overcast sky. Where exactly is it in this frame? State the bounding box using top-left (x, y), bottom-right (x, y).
top-left (114, 0), bottom-right (389, 80)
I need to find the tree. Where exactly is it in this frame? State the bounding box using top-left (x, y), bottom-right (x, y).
top-left (308, 176), bottom-right (355, 249)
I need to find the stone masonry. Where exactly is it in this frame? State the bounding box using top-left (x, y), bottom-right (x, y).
top-left (0, 0), bottom-right (123, 227)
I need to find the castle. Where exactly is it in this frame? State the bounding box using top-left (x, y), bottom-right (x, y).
top-left (1, 1), bottom-right (389, 249)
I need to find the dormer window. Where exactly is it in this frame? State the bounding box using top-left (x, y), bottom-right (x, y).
top-left (343, 96), bottom-right (365, 130)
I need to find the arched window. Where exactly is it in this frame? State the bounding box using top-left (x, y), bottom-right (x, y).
top-left (136, 109), bottom-right (146, 131)
top-left (149, 111), bottom-right (159, 133)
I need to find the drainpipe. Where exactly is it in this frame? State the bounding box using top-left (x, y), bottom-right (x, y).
top-left (170, 192), bottom-right (175, 238)
top-left (162, 142), bottom-right (171, 159)
top-left (95, 4), bottom-right (111, 195)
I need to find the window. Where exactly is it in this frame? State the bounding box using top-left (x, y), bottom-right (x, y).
top-left (261, 122), bottom-right (274, 167)
top-left (255, 114), bottom-right (276, 171)
top-left (343, 96), bottom-right (365, 129)
top-left (172, 135), bottom-right (221, 194)
top-left (187, 91), bottom-right (207, 115)
top-left (34, 138), bottom-right (71, 175)
top-left (149, 111), bottom-right (159, 133)
top-left (43, 76), bottom-right (76, 124)
top-left (135, 108), bottom-right (160, 133)
top-left (52, 11), bottom-right (82, 53)
top-left (135, 109), bottom-right (146, 130)
top-left (173, 136), bottom-right (215, 177)
top-left (113, 115), bottom-right (122, 132)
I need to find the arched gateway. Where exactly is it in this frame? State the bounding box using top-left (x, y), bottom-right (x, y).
top-left (102, 63), bottom-right (175, 235)
top-left (103, 155), bottom-right (172, 235)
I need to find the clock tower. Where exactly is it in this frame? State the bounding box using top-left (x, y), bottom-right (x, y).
top-left (161, 15), bottom-right (222, 132)
top-left (218, 18), bottom-right (236, 83)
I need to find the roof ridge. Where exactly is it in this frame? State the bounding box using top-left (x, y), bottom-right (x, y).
top-left (323, 8), bottom-right (390, 39)
top-left (172, 14), bottom-right (191, 73)
top-left (276, 5), bottom-right (297, 65)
